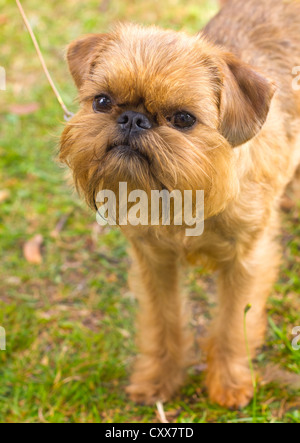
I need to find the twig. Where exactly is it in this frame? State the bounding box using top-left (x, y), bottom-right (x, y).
top-left (51, 214), bottom-right (70, 238)
top-left (16, 0), bottom-right (73, 121)
top-left (156, 401), bottom-right (169, 424)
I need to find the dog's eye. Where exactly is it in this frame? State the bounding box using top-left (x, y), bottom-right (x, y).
top-left (93, 95), bottom-right (113, 113)
top-left (170, 112), bottom-right (196, 129)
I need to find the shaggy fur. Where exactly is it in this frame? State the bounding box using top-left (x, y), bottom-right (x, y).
top-left (59, 0), bottom-right (300, 408)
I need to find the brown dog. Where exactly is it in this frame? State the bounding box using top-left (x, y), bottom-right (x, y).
top-left (60, 0), bottom-right (300, 408)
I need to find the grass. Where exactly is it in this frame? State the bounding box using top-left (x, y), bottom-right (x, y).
top-left (0, 0), bottom-right (299, 423)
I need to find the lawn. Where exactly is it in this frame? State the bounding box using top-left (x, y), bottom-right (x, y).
top-left (0, 0), bottom-right (299, 423)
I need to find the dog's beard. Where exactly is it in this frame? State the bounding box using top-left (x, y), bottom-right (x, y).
top-left (60, 117), bottom-right (238, 219)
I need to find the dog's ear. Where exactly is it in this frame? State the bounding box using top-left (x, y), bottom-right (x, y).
top-left (66, 34), bottom-right (110, 88)
top-left (219, 53), bottom-right (276, 147)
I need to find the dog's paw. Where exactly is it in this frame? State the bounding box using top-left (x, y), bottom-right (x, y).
top-left (207, 379), bottom-right (253, 409)
top-left (127, 355), bottom-right (185, 405)
top-left (126, 382), bottom-right (169, 405)
top-left (206, 360), bottom-right (253, 409)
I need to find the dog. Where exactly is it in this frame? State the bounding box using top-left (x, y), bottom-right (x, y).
top-left (59, 0), bottom-right (300, 408)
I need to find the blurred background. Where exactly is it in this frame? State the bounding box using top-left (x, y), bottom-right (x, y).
top-left (0, 0), bottom-right (299, 423)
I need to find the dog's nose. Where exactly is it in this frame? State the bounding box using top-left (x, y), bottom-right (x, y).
top-left (117, 111), bottom-right (152, 136)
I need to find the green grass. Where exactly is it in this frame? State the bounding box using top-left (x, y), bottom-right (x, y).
top-left (0, 0), bottom-right (299, 423)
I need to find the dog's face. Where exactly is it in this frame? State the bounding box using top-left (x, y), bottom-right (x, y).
top-left (60, 24), bottom-right (275, 220)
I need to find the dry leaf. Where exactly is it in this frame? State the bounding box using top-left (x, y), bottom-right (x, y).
top-left (0, 190), bottom-right (10, 203)
top-left (0, 15), bottom-right (8, 25)
top-left (23, 234), bottom-right (43, 264)
top-left (9, 103), bottom-right (40, 115)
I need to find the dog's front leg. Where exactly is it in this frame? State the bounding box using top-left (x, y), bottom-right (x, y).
top-left (205, 229), bottom-right (281, 409)
top-left (126, 241), bottom-right (191, 405)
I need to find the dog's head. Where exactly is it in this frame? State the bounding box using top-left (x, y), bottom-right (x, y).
top-left (60, 23), bottom-right (275, 219)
